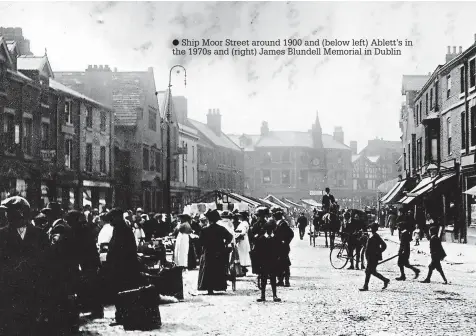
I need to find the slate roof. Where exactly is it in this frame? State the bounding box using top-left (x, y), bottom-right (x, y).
top-left (189, 119), bottom-right (241, 151)
top-left (227, 134), bottom-right (261, 151)
top-left (49, 79), bottom-right (111, 109)
top-left (17, 55), bottom-right (51, 73)
top-left (55, 70), bottom-right (152, 126)
top-left (401, 75), bottom-right (430, 94)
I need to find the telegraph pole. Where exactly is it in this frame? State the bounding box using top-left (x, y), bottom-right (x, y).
top-left (164, 65), bottom-right (186, 229)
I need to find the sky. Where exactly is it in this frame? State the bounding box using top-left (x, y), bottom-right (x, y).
top-left (2, 1), bottom-right (476, 151)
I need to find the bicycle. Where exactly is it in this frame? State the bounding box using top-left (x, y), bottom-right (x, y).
top-left (329, 231), bottom-right (368, 269)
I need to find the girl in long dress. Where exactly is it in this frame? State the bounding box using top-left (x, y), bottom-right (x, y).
top-left (236, 211), bottom-right (251, 272)
top-left (173, 214), bottom-right (193, 269)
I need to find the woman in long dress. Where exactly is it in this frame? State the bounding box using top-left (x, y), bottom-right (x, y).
top-left (197, 210), bottom-right (233, 294)
top-left (235, 211), bottom-right (251, 273)
top-left (173, 214), bottom-right (193, 269)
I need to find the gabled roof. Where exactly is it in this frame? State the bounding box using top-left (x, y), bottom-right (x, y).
top-left (401, 75), bottom-right (430, 94)
top-left (367, 155), bottom-right (380, 163)
top-left (247, 131), bottom-right (349, 150)
top-left (17, 55), bottom-right (54, 78)
top-left (0, 36), bottom-right (13, 66)
top-left (6, 41), bottom-right (18, 54)
top-left (189, 119), bottom-right (241, 151)
top-left (49, 79), bottom-right (111, 110)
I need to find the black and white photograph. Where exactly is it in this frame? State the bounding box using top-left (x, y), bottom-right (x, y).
top-left (0, 1), bottom-right (476, 335)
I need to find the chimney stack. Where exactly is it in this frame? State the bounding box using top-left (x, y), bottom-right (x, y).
top-left (99, 65), bottom-right (103, 70)
top-left (447, 46), bottom-right (451, 54)
top-left (459, 46), bottom-right (463, 53)
top-left (350, 141), bottom-right (358, 155)
top-left (446, 46), bottom-right (458, 63)
top-left (207, 108), bottom-right (222, 135)
top-left (333, 126), bottom-right (344, 144)
top-left (453, 46), bottom-right (456, 54)
top-left (104, 65), bottom-right (110, 71)
top-left (93, 65), bottom-right (98, 70)
top-left (260, 121), bottom-right (269, 136)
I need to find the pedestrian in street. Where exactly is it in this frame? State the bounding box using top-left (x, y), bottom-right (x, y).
top-left (396, 221), bottom-right (420, 281)
top-left (359, 223), bottom-right (389, 291)
top-left (386, 210), bottom-right (397, 236)
top-left (254, 218), bottom-right (282, 302)
top-left (421, 226), bottom-right (448, 284)
top-left (396, 208), bottom-right (407, 240)
top-left (197, 209), bottom-right (233, 295)
top-left (0, 196), bottom-right (50, 335)
top-left (273, 207), bottom-right (294, 287)
top-left (173, 214), bottom-right (194, 270)
top-left (235, 211), bottom-right (251, 274)
top-left (425, 212), bottom-right (434, 240)
top-left (297, 212), bottom-right (308, 240)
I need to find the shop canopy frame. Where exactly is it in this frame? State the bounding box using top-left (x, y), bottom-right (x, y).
top-left (264, 194), bottom-right (291, 209)
top-left (398, 174), bottom-right (456, 205)
top-left (380, 179), bottom-right (412, 204)
top-left (283, 198), bottom-right (304, 208)
top-left (190, 189), bottom-right (261, 208)
top-left (301, 199), bottom-right (323, 208)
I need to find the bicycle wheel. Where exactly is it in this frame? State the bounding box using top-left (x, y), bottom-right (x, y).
top-left (330, 244), bottom-right (349, 269)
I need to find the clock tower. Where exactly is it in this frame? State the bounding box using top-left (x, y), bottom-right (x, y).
top-left (309, 110), bottom-right (327, 191)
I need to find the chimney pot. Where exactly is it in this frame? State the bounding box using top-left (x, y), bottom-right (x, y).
top-left (88, 65), bottom-right (92, 70)
top-left (447, 46), bottom-right (451, 53)
top-left (208, 109), bottom-right (212, 114)
top-left (104, 65), bottom-right (110, 71)
top-left (453, 46), bottom-right (456, 54)
top-left (459, 46), bottom-right (463, 54)
top-left (99, 65), bottom-right (103, 70)
top-left (93, 65), bottom-right (97, 69)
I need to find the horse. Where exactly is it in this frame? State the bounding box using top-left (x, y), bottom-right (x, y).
top-left (342, 209), bottom-right (369, 270)
top-left (321, 203), bottom-right (341, 249)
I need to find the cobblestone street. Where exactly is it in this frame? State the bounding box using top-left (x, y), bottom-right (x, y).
top-left (80, 228), bottom-right (476, 336)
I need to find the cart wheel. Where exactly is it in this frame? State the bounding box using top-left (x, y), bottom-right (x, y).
top-left (330, 244), bottom-right (349, 269)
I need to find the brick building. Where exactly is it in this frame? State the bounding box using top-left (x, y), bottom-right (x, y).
top-left (0, 29), bottom-right (114, 210)
top-left (192, 109), bottom-right (245, 195)
top-left (55, 66), bottom-right (163, 212)
top-left (399, 36), bottom-right (476, 243)
top-left (228, 112), bottom-right (352, 204)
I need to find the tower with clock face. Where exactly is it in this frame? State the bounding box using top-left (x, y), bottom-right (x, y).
top-left (309, 111), bottom-right (327, 190)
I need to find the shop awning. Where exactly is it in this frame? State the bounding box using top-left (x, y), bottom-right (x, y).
top-left (284, 198), bottom-right (303, 207)
top-left (229, 192), bottom-right (261, 207)
top-left (381, 179), bottom-right (412, 204)
top-left (463, 185), bottom-right (476, 196)
top-left (301, 199), bottom-right (322, 207)
top-left (398, 174), bottom-right (456, 204)
top-left (378, 178), bottom-right (400, 194)
top-left (380, 180), bottom-right (402, 203)
top-left (260, 198), bottom-right (281, 209)
top-left (264, 195), bottom-right (290, 208)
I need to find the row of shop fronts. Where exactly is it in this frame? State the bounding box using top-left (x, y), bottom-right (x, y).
top-left (379, 156), bottom-right (476, 244)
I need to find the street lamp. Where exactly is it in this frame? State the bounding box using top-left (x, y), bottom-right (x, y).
top-left (163, 65), bottom-right (187, 229)
top-left (426, 163), bottom-right (438, 178)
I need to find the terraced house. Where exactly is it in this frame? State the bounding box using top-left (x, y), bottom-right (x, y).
top-left (398, 35), bottom-right (476, 244)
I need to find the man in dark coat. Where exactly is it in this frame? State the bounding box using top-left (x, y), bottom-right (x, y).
top-left (197, 209), bottom-right (233, 295)
top-left (250, 207), bottom-right (269, 247)
top-left (0, 196), bottom-right (50, 335)
top-left (254, 219), bottom-right (282, 302)
top-left (297, 212), bottom-right (308, 240)
top-left (142, 212), bottom-right (159, 241)
top-left (421, 226), bottom-right (448, 284)
top-left (273, 208), bottom-right (294, 287)
top-left (101, 208), bottom-right (142, 303)
top-left (346, 212), bottom-right (366, 270)
top-left (322, 187), bottom-right (336, 214)
top-left (396, 221), bottom-right (420, 281)
top-left (359, 223), bottom-right (390, 291)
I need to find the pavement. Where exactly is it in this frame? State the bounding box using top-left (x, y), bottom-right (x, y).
top-left (79, 228), bottom-right (476, 335)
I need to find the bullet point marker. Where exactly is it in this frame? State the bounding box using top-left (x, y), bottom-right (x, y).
top-left (172, 39), bottom-right (179, 46)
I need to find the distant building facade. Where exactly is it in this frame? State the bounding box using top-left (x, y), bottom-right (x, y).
top-left (228, 112), bottom-right (353, 204)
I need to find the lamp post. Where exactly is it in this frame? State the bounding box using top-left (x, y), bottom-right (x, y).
top-left (164, 65), bottom-right (187, 229)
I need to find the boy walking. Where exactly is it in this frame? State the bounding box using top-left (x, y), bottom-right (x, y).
top-left (396, 222), bottom-right (420, 281)
top-left (421, 226), bottom-right (448, 284)
top-left (254, 219), bottom-right (282, 302)
top-left (360, 223), bottom-right (390, 291)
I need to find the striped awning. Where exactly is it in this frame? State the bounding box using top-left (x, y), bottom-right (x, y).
top-left (398, 174), bottom-right (456, 205)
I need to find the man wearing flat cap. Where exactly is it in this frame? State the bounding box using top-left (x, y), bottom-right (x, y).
top-left (0, 196), bottom-right (50, 335)
top-left (197, 209), bottom-right (233, 295)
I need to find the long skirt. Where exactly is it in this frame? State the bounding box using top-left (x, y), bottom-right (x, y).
top-left (197, 250), bottom-right (228, 291)
top-left (236, 237), bottom-right (251, 267)
top-left (174, 233), bottom-right (190, 268)
top-left (187, 239), bottom-right (197, 270)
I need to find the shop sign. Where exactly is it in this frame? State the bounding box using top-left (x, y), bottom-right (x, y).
top-left (309, 190), bottom-right (323, 196)
top-left (40, 149), bottom-right (56, 162)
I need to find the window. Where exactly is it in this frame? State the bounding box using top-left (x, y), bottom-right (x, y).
top-left (148, 109), bottom-right (157, 131)
top-left (281, 170), bottom-right (290, 184)
top-left (262, 169), bottom-right (271, 184)
top-left (282, 149), bottom-right (291, 162)
top-left (415, 104), bottom-right (419, 125)
top-left (3, 114), bottom-right (15, 152)
top-left (183, 166), bottom-right (187, 183)
top-left (461, 66), bottom-right (465, 94)
top-left (407, 143), bottom-right (411, 171)
top-left (425, 93), bottom-right (428, 115)
top-left (447, 118), bottom-right (452, 155)
top-left (470, 58), bottom-right (476, 88)
top-left (263, 152), bottom-right (272, 164)
top-left (192, 167), bottom-right (195, 185)
top-left (65, 139), bottom-right (72, 169)
top-left (430, 88), bottom-right (433, 110)
top-left (86, 106), bottom-right (93, 128)
top-left (435, 82), bottom-right (439, 112)
top-left (65, 100), bottom-right (72, 125)
top-left (23, 118), bottom-right (32, 156)
top-left (100, 111), bottom-right (107, 132)
top-left (447, 75), bottom-right (451, 99)
top-left (299, 170), bottom-right (308, 184)
top-left (155, 151), bottom-right (161, 172)
top-left (416, 138), bottom-right (422, 167)
top-left (143, 147), bottom-right (149, 170)
top-left (41, 123), bottom-right (49, 149)
top-left (192, 146), bottom-right (195, 162)
top-left (100, 146), bottom-right (106, 173)
top-left (419, 101), bottom-right (422, 123)
top-left (86, 143), bottom-right (93, 172)
top-left (462, 111), bottom-right (466, 150)
top-left (472, 106), bottom-right (476, 147)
